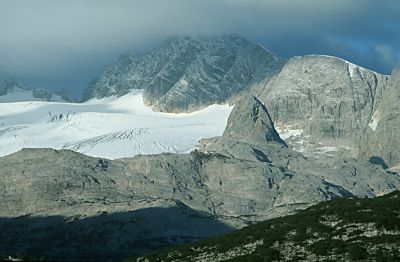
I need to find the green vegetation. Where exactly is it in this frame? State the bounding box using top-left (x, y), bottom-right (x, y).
top-left (128, 191), bottom-right (400, 261)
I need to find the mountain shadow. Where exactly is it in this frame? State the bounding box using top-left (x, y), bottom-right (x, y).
top-left (0, 205), bottom-right (233, 261)
top-left (132, 191), bottom-right (400, 261)
top-left (368, 156), bottom-right (389, 169)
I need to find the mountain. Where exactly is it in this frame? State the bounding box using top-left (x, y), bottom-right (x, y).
top-left (82, 35), bottom-right (284, 112)
top-left (0, 77), bottom-right (71, 103)
top-left (1, 36), bottom-right (400, 260)
top-left (132, 190), bottom-right (400, 261)
top-left (0, 94), bottom-right (399, 260)
top-left (82, 36), bottom-right (400, 168)
top-left (0, 90), bottom-right (231, 159)
top-left (254, 55), bottom-right (400, 168)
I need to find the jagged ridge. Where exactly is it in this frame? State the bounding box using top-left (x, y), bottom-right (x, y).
top-left (83, 35), bottom-right (284, 112)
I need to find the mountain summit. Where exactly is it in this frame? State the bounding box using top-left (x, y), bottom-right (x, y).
top-left (83, 35), bottom-right (284, 112)
top-left (223, 95), bottom-right (286, 146)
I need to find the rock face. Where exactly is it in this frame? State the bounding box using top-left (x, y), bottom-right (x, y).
top-left (358, 68), bottom-right (400, 169)
top-left (222, 95), bottom-right (286, 146)
top-left (1, 94), bottom-right (399, 260)
top-left (255, 55), bottom-right (400, 167)
top-left (0, 77), bottom-right (71, 102)
top-left (82, 35), bottom-right (284, 112)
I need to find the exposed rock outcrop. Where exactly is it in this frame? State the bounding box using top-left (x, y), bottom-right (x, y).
top-left (222, 95), bottom-right (286, 146)
top-left (254, 55), bottom-right (400, 167)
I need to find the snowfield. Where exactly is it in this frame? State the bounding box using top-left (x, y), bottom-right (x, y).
top-left (0, 90), bottom-right (233, 159)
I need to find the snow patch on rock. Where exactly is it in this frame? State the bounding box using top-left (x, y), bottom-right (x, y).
top-left (348, 62), bottom-right (357, 78)
top-left (275, 125), bottom-right (303, 140)
top-left (369, 110), bottom-right (381, 131)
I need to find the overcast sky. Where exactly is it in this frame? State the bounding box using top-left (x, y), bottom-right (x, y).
top-left (0, 0), bottom-right (399, 98)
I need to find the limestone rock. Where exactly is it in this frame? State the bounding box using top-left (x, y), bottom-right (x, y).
top-left (222, 95), bottom-right (286, 146)
top-left (358, 68), bottom-right (400, 168)
top-left (255, 55), bottom-right (400, 167)
top-left (82, 35), bottom-right (284, 112)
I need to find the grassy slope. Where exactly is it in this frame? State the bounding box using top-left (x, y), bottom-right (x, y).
top-left (130, 191), bottom-right (400, 261)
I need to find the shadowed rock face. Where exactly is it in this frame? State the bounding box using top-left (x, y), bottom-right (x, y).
top-left (82, 35), bottom-right (284, 112)
top-left (0, 77), bottom-right (73, 102)
top-left (0, 78), bottom-right (23, 96)
top-left (0, 206), bottom-right (233, 261)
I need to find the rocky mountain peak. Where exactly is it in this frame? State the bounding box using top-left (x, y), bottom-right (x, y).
top-left (82, 35), bottom-right (284, 112)
top-left (223, 95), bottom-right (286, 146)
top-left (254, 54), bottom-right (400, 167)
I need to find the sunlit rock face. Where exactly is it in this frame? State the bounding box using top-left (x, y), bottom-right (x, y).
top-left (254, 55), bottom-right (400, 168)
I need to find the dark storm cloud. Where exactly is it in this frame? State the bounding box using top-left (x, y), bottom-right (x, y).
top-left (0, 0), bottom-right (399, 96)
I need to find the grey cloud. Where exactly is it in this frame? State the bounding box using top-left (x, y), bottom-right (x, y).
top-left (0, 0), bottom-right (398, 96)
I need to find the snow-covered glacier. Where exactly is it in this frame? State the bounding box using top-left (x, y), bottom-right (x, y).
top-left (0, 90), bottom-right (232, 159)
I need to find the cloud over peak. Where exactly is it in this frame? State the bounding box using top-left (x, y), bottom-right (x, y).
top-left (0, 0), bottom-right (398, 95)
